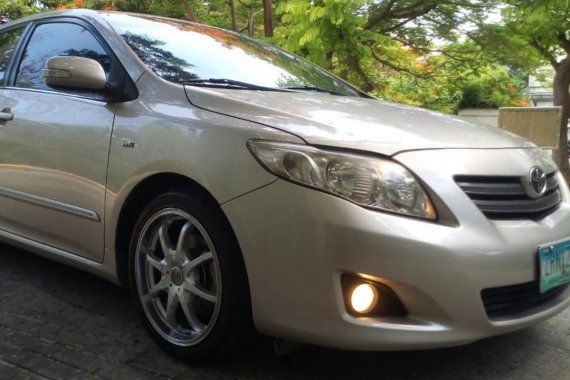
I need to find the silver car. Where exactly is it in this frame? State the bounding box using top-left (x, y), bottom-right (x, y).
top-left (0, 10), bottom-right (569, 360)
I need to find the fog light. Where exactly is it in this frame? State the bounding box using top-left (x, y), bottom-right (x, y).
top-left (350, 283), bottom-right (379, 314)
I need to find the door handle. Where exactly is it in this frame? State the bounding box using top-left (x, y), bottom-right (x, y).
top-left (0, 107), bottom-right (13, 124)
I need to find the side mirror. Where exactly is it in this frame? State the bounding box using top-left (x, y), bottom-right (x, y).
top-left (42, 56), bottom-right (107, 90)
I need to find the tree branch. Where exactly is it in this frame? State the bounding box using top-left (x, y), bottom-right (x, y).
top-left (440, 48), bottom-right (483, 63)
top-left (375, 35), bottom-right (428, 51)
top-left (557, 32), bottom-right (570, 55)
top-left (346, 54), bottom-right (375, 92)
top-left (364, 0), bottom-right (397, 30)
top-left (370, 50), bottom-right (435, 79)
top-left (529, 38), bottom-right (559, 68)
top-left (365, 1), bottom-right (437, 30)
top-left (379, 16), bottom-right (417, 34)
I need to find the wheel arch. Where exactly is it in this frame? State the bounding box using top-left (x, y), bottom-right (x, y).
top-left (113, 173), bottom-right (248, 290)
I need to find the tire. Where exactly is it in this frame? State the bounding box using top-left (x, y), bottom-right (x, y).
top-left (128, 189), bottom-right (252, 361)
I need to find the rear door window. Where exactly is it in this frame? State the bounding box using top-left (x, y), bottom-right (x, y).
top-left (0, 28), bottom-right (24, 86)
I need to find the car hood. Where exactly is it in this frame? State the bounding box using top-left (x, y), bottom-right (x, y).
top-left (185, 87), bottom-right (534, 156)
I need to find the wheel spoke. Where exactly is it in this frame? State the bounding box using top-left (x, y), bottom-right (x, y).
top-left (179, 292), bottom-right (206, 333)
top-left (184, 279), bottom-right (217, 303)
top-left (142, 276), bottom-right (169, 304)
top-left (146, 254), bottom-right (165, 273)
top-left (175, 221), bottom-right (194, 261)
top-left (183, 251), bottom-right (213, 275)
top-left (159, 220), bottom-right (176, 257)
top-left (165, 287), bottom-right (180, 326)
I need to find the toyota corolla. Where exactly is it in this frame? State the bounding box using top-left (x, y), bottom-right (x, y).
top-left (0, 9), bottom-right (569, 361)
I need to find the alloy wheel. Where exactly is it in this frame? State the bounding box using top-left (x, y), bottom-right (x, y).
top-left (134, 208), bottom-right (222, 346)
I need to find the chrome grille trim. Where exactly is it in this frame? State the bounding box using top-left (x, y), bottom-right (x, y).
top-left (455, 172), bottom-right (561, 220)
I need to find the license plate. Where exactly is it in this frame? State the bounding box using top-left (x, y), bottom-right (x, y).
top-left (539, 239), bottom-right (570, 293)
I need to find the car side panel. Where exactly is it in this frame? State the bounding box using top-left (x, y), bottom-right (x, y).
top-left (104, 73), bottom-right (303, 254)
top-left (0, 88), bottom-right (114, 262)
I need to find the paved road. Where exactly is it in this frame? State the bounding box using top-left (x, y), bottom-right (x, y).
top-left (0, 243), bottom-right (569, 380)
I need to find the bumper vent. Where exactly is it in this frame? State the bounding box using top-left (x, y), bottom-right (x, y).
top-left (455, 173), bottom-right (561, 220)
top-left (481, 281), bottom-right (569, 319)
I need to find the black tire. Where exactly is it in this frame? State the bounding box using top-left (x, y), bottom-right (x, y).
top-left (128, 189), bottom-right (252, 361)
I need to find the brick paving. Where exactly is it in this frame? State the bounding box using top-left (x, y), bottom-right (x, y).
top-left (0, 243), bottom-right (569, 380)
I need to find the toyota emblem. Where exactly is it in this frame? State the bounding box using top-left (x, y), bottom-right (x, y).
top-left (528, 166), bottom-right (547, 198)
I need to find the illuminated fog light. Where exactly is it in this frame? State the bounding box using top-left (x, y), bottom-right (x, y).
top-left (350, 283), bottom-right (379, 314)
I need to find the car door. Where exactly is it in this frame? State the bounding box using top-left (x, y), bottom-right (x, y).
top-left (0, 19), bottom-right (118, 262)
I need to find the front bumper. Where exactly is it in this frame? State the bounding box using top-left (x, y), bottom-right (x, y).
top-left (221, 148), bottom-right (570, 350)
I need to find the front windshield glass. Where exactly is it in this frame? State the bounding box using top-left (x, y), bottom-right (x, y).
top-left (102, 13), bottom-right (361, 96)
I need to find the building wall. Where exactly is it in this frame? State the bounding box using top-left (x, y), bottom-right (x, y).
top-left (527, 68), bottom-right (554, 107)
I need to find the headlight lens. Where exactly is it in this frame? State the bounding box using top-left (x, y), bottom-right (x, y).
top-left (248, 140), bottom-right (436, 220)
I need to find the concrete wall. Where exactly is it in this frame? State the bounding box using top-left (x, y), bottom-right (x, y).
top-left (457, 108), bottom-right (499, 127)
top-left (498, 107), bottom-right (561, 148)
top-left (457, 107), bottom-right (561, 149)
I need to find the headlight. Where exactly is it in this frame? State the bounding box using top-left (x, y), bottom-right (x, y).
top-left (247, 140), bottom-right (436, 220)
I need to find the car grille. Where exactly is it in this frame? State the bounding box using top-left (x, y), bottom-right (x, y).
top-left (455, 173), bottom-right (561, 220)
top-left (481, 281), bottom-right (569, 319)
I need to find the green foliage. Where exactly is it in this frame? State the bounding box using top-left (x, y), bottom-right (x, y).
top-left (473, 1), bottom-right (570, 76)
top-left (481, 0), bottom-right (570, 177)
top-left (503, 0), bottom-right (570, 57)
top-left (273, 0), bottom-right (525, 113)
top-left (379, 57), bottom-right (527, 114)
top-left (1, 0), bottom-right (43, 18)
top-left (146, 0), bottom-right (186, 18)
top-left (275, 0), bottom-right (369, 66)
top-left (457, 67), bottom-right (527, 109)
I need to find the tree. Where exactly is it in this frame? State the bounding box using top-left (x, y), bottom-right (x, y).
top-left (0, 0), bottom-right (53, 19)
top-left (380, 50), bottom-right (527, 114)
top-left (180, 0), bottom-right (199, 21)
top-left (274, 1), bottom-right (498, 92)
top-left (228, 0), bottom-right (237, 31)
top-left (263, 0), bottom-right (272, 37)
top-left (472, 1), bottom-right (570, 182)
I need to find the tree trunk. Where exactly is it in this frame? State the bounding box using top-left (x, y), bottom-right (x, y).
top-left (263, 0), bottom-right (273, 37)
top-left (180, 0), bottom-right (198, 22)
top-left (228, 0), bottom-right (237, 32)
top-left (553, 56), bottom-right (570, 185)
top-left (347, 54), bottom-right (374, 93)
top-left (247, 8), bottom-right (255, 37)
top-left (325, 51), bottom-right (334, 66)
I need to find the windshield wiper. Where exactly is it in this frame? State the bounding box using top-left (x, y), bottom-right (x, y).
top-left (284, 86), bottom-right (347, 96)
top-left (182, 78), bottom-right (291, 92)
top-left (184, 79), bottom-right (348, 96)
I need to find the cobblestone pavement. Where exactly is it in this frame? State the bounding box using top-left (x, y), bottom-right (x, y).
top-left (0, 243), bottom-right (569, 380)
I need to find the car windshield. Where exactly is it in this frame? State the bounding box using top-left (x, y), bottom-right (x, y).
top-left (102, 13), bottom-right (361, 97)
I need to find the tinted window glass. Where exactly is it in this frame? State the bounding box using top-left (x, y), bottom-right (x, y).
top-left (0, 28), bottom-right (23, 86)
top-left (103, 13), bottom-right (360, 97)
top-left (16, 22), bottom-right (111, 91)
